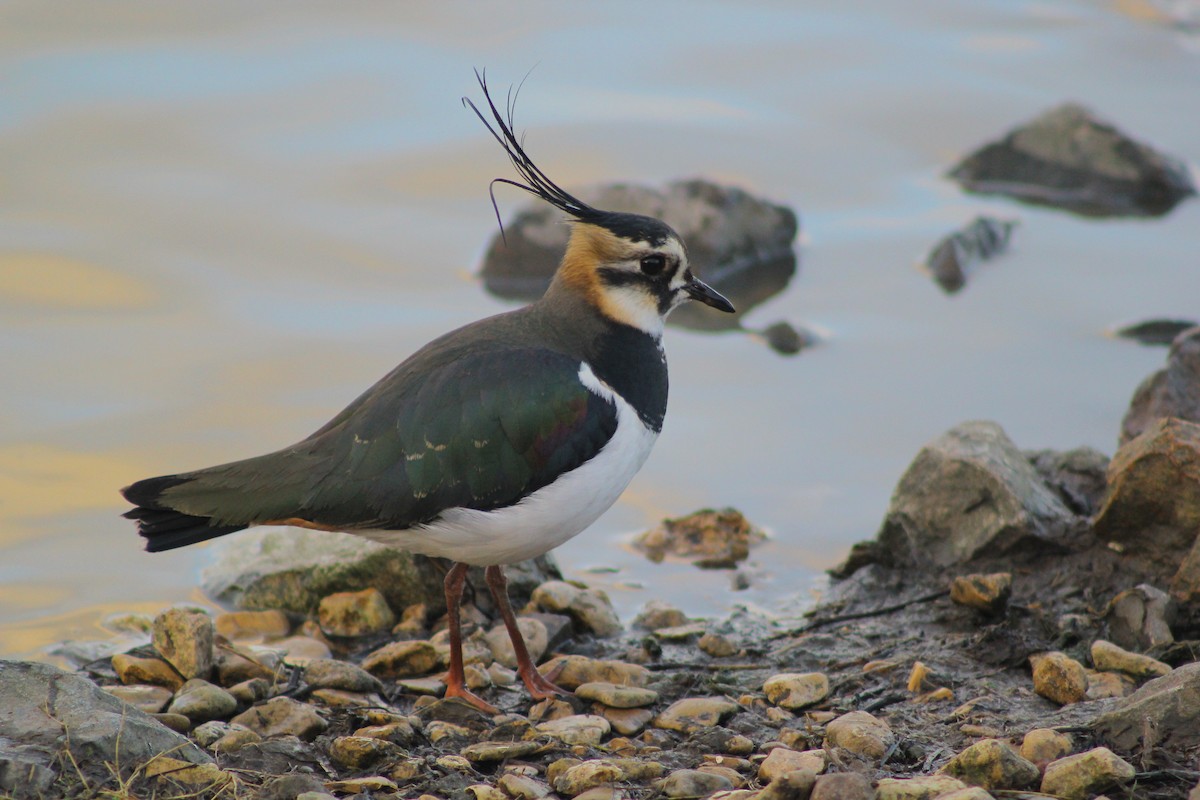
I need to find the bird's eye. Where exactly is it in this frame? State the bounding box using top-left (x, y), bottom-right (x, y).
top-left (640, 254), bottom-right (666, 276)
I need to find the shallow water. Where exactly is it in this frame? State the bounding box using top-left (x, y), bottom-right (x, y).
top-left (3, 1), bottom-right (1198, 658)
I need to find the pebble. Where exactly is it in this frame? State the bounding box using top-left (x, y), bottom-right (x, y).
top-left (1041, 747), bottom-right (1136, 800)
top-left (312, 688), bottom-right (376, 707)
top-left (530, 581), bottom-right (623, 637)
top-left (1090, 639), bottom-right (1172, 679)
top-left (430, 627), bottom-right (493, 667)
top-left (354, 720), bottom-right (417, 746)
top-left (576, 681), bottom-right (658, 708)
top-left (361, 639), bottom-right (439, 678)
top-left (763, 672), bottom-right (830, 710)
top-left (427, 720), bottom-right (474, 744)
top-left (654, 621), bottom-right (707, 641)
top-left (756, 770), bottom-right (816, 800)
top-left (111, 653), bottom-right (184, 691)
top-left (934, 789), bottom-right (995, 800)
top-left (103, 683), bottom-right (173, 713)
top-left (167, 678), bottom-right (238, 723)
top-left (142, 756), bottom-right (232, 789)
top-left (488, 662), bottom-right (518, 686)
top-left (228, 677), bottom-right (271, 704)
top-left (552, 760), bottom-right (622, 796)
top-left (191, 720), bottom-right (231, 747)
top-left (537, 714), bottom-right (611, 746)
top-left (539, 655), bottom-right (651, 689)
top-left (214, 646), bottom-right (275, 685)
top-left (597, 706), bottom-right (654, 736)
top-left (462, 740), bottom-right (542, 762)
top-left (1105, 584), bottom-right (1175, 650)
top-left (1086, 670), bottom-right (1135, 699)
top-left (823, 710), bottom-right (894, 760)
top-left (303, 657), bottom-right (383, 692)
top-left (230, 696), bottom-right (328, 740)
top-left (940, 738), bottom-right (1040, 790)
top-left (152, 607), bottom-right (214, 680)
top-left (1030, 651), bottom-right (1088, 705)
top-left (658, 768), bottom-right (734, 798)
top-left (653, 697), bottom-right (740, 733)
top-left (633, 600), bottom-right (688, 631)
top-left (949, 572), bottom-right (1012, 613)
top-left (151, 712), bottom-right (192, 732)
top-left (213, 727), bottom-right (261, 752)
top-left (698, 765), bottom-right (744, 787)
top-left (214, 609), bottom-right (291, 641)
top-left (497, 773), bottom-right (555, 800)
top-left (263, 635), bottom-right (332, 665)
top-left (317, 587), bottom-right (396, 637)
top-left (698, 632), bottom-right (738, 657)
top-left (485, 617), bottom-right (548, 668)
top-left (329, 735), bottom-right (403, 769)
top-left (875, 775), bottom-right (968, 800)
top-left (1019, 728), bottom-right (1074, 770)
top-left (325, 777), bottom-right (398, 794)
top-left (467, 785), bottom-right (507, 800)
top-left (810, 772), bottom-right (874, 800)
top-left (757, 747), bottom-right (826, 782)
top-left (389, 758), bottom-right (425, 782)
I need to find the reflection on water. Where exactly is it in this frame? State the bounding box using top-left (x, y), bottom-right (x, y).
top-left (3, 1), bottom-right (1199, 659)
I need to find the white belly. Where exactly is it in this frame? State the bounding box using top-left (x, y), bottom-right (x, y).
top-left (356, 363), bottom-right (659, 566)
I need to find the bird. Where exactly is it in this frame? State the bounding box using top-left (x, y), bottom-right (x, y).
top-left (121, 71), bottom-right (735, 713)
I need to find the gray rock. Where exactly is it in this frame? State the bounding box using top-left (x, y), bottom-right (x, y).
top-left (1026, 446), bottom-right (1110, 517)
top-left (230, 697), bottom-right (328, 740)
top-left (877, 421), bottom-right (1080, 568)
top-left (302, 658), bottom-right (383, 693)
top-left (949, 103), bottom-right (1196, 217)
top-left (1093, 661), bottom-right (1200, 750)
top-left (658, 768), bottom-right (734, 798)
top-left (202, 527), bottom-right (557, 616)
top-left (1106, 584), bottom-right (1176, 650)
top-left (0, 659), bottom-right (210, 796)
top-left (925, 216), bottom-right (1017, 294)
top-left (1121, 326), bottom-right (1200, 445)
top-left (167, 678), bottom-right (238, 723)
top-left (152, 608), bottom-right (214, 680)
top-left (811, 772), bottom-right (874, 800)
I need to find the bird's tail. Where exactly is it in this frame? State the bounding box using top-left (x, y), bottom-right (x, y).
top-left (121, 474), bottom-right (249, 552)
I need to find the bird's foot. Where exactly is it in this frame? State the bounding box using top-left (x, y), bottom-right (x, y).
top-left (443, 681), bottom-right (499, 715)
top-left (523, 661), bottom-right (571, 701)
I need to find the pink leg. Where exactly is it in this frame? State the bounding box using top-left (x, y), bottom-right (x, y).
top-left (442, 562), bottom-right (498, 714)
top-left (484, 565), bottom-right (569, 700)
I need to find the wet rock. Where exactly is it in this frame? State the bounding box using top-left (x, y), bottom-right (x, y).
top-left (824, 710), bottom-right (894, 760)
top-left (461, 740), bottom-right (542, 762)
top-left (575, 681), bottom-right (658, 708)
top-left (875, 775), bottom-right (968, 800)
top-left (1019, 728), bottom-right (1073, 770)
top-left (485, 617), bottom-right (548, 668)
top-left (1120, 326), bottom-right (1200, 445)
top-left (762, 673), bottom-right (830, 710)
top-left (597, 705), bottom-right (654, 736)
top-left (1040, 747), bottom-right (1136, 799)
top-left (1090, 639), bottom-right (1171, 679)
top-left (530, 581), bottom-right (622, 638)
top-left (875, 421), bottom-right (1078, 569)
top-left (1106, 584), bottom-right (1176, 650)
top-left (202, 527), bottom-right (556, 616)
top-left (110, 653), bottom-right (184, 691)
top-left (698, 632), bottom-right (738, 657)
top-left (633, 508), bottom-right (765, 568)
top-left (940, 738), bottom-right (1040, 790)
top-left (633, 600), bottom-right (688, 631)
top-left (659, 768), bottom-right (735, 798)
top-left (230, 696), bottom-right (328, 740)
top-left (536, 714), bottom-right (611, 746)
top-left (103, 683), bottom-right (173, 714)
top-left (925, 216), bottom-right (1017, 294)
top-left (214, 609), bottom-right (292, 641)
top-left (1094, 418), bottom-right (1200, 557)
top-left (654, 697), bottom-right (741, 733)
top-left (152, 608), bottom-right (214, 680)
top-left (1026, 447), bottom-right (1110, 517)
top-left (302, 657), bottom-right (383, 693)
top-left (167, 678), bottom-right (238, 723)
top-left (1114, 318), bottom-right (1199, 347)
top-left (1031, 651), bottom-right (1088, 705)
top-left (317, 587), bottom-right (396, 637)
top-left (949, 573), bottom-right (1012, 614)
top-left (948, 103), bottom-right (1196, 217)
top-left (539, 655), bottom-right (651, 689)
top-left (497, 773), bottom-right (555, 800)
top-left (361, 639), bottom-right (439, 678)
top-left (756, 770), bottom-right (817, 800)
top-left (552, 759), bottom-right (623, 796)
top-left (1093, 661), bottom-right (1200, 750)
top-left (328, 735), bottom-right (402, 770)
top-left (810, 772), bottom-right (873, 800)
top-left (758, 748), bottom-right (826, 782)
top-left (326, 776), bottom-right (399, 795)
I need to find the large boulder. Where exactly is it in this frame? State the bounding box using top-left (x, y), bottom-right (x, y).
top-left (949, 103), bottom-right (1195, 217)
top-left (1093, 662), bottom-right (1200, 751)
top-left (1120, 326), bottom-right (1200, 445)
top-left (876, 421), bottom-right (1080, 568)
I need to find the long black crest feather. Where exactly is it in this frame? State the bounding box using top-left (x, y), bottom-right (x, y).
top-left (463, 69), bottom-right (605, 239)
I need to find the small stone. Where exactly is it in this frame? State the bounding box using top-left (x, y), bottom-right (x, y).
top-left (763, 673), bottom-right (830, 710)
top-left (312, 688), bottom-right (376, 707)
top-left (553, 760), bottom-right (622, 796)
top-left (1030, 651), bottom-right (1088, 705)
top-left (698, 765), bottom-right (744, 787)
top-left (659, 768), bottom-right (734, 798)
top-left (355, 720), bottom-right (417, 746)
top-left (875, 775), bottom-right (968, 800)
top-left (431, 626), bottom-right (492, 667)
top-left (1090, 639), bottom-right (1172, 679)
top-left (1094, 662), bottom-right (1200, 750)
top-left (698, 632), bottom-right (738, 658)
top-left (362, 639), bottom-right (439, 678)
top-left (1106, 584), bottom-right (1176, 650)
top-left (634, 508), bottom-right (765, 568)
top-left (756, 770), bottom-right (817, 800)
top-left (325, 777), bottom-right (399, 794)
top-left (427, 720), bottom-right (474, 744)
top-left (575, 681), bottom-right (658, 708)
top-left (462, 740), bottom-right (542, 762)
top-left (111, 653), bottom-right (184, 691)
top-left (214, 609), bottom-right (291, 641)
top-left (389, 758), bottom-right (425, 783)
top-left (497, 773), bottom-right (554, 800)
top-left (228, 677), bottom-right (270, 704)
top-left (485, 617), bottom-right (548, 669)
top-left (488, 662), bottom-right (517, 686)
top-left (823, 710), bottom-right (894, 760)
top-left (1087, 670), bottom-right (1135, 699)
top-left (152, 608), bottom-right (214, 680)
top-left (537, 714), bottom-right (611, 746)
top-left (329, 735), bottom-right (402, 769)
top-left (950, 573), bottom-right (1012, 613)
top-left (633, 600), bottom-right (688, 631)
top-left (263, 635), bottom-right (331, 665)
top-left (304, 657), bottom-right (384, 692)
top-left (530, 581), bottom-right (622, 637)
top-left (437, 754), bottom-right (474, 771)
top-left (810, 772), bottom-right (873, 800)
top-left (151, 712), bottom-right (192, 732)
top-left (757, 747), bottom-right (826, 782)
top-left (192, 720), bottom-right (231, 747)
top-left (318, 587), bottom-right (396, 637)
top-left (167, 678), bottom-right (238, 723)
top-left (654, 621), bottom-right (708, 641)
top-left (213, 646), bottom-right (275, 685)
top-left (230, 696), bottom-right (328, 740)
top-left (1041, 747), bottom-right (1136, 800)
top-left (103, 683), bottom-right (173, 714)
top-left (142, 756), bottom-right (232, 790)
top-left (934, 789), bottom-right (994, 800)
top-left (597, 706), bottom-right (653, 736)
top-left (467, 785), bottom-right (508, 800)
top-left (213, 727), bottom-right (261, 752)
top-left (1020, 728), bottom-right (1074, 770)
top-left (941, 738), bottom-right (1040, 790)
top-left (539, 655), bottom-right (651, 689)
top-left (654, 697), bottom-right (740, 733)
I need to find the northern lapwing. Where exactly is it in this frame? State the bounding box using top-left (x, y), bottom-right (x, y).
top-left (122, 72), bottom-right (735, 712)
